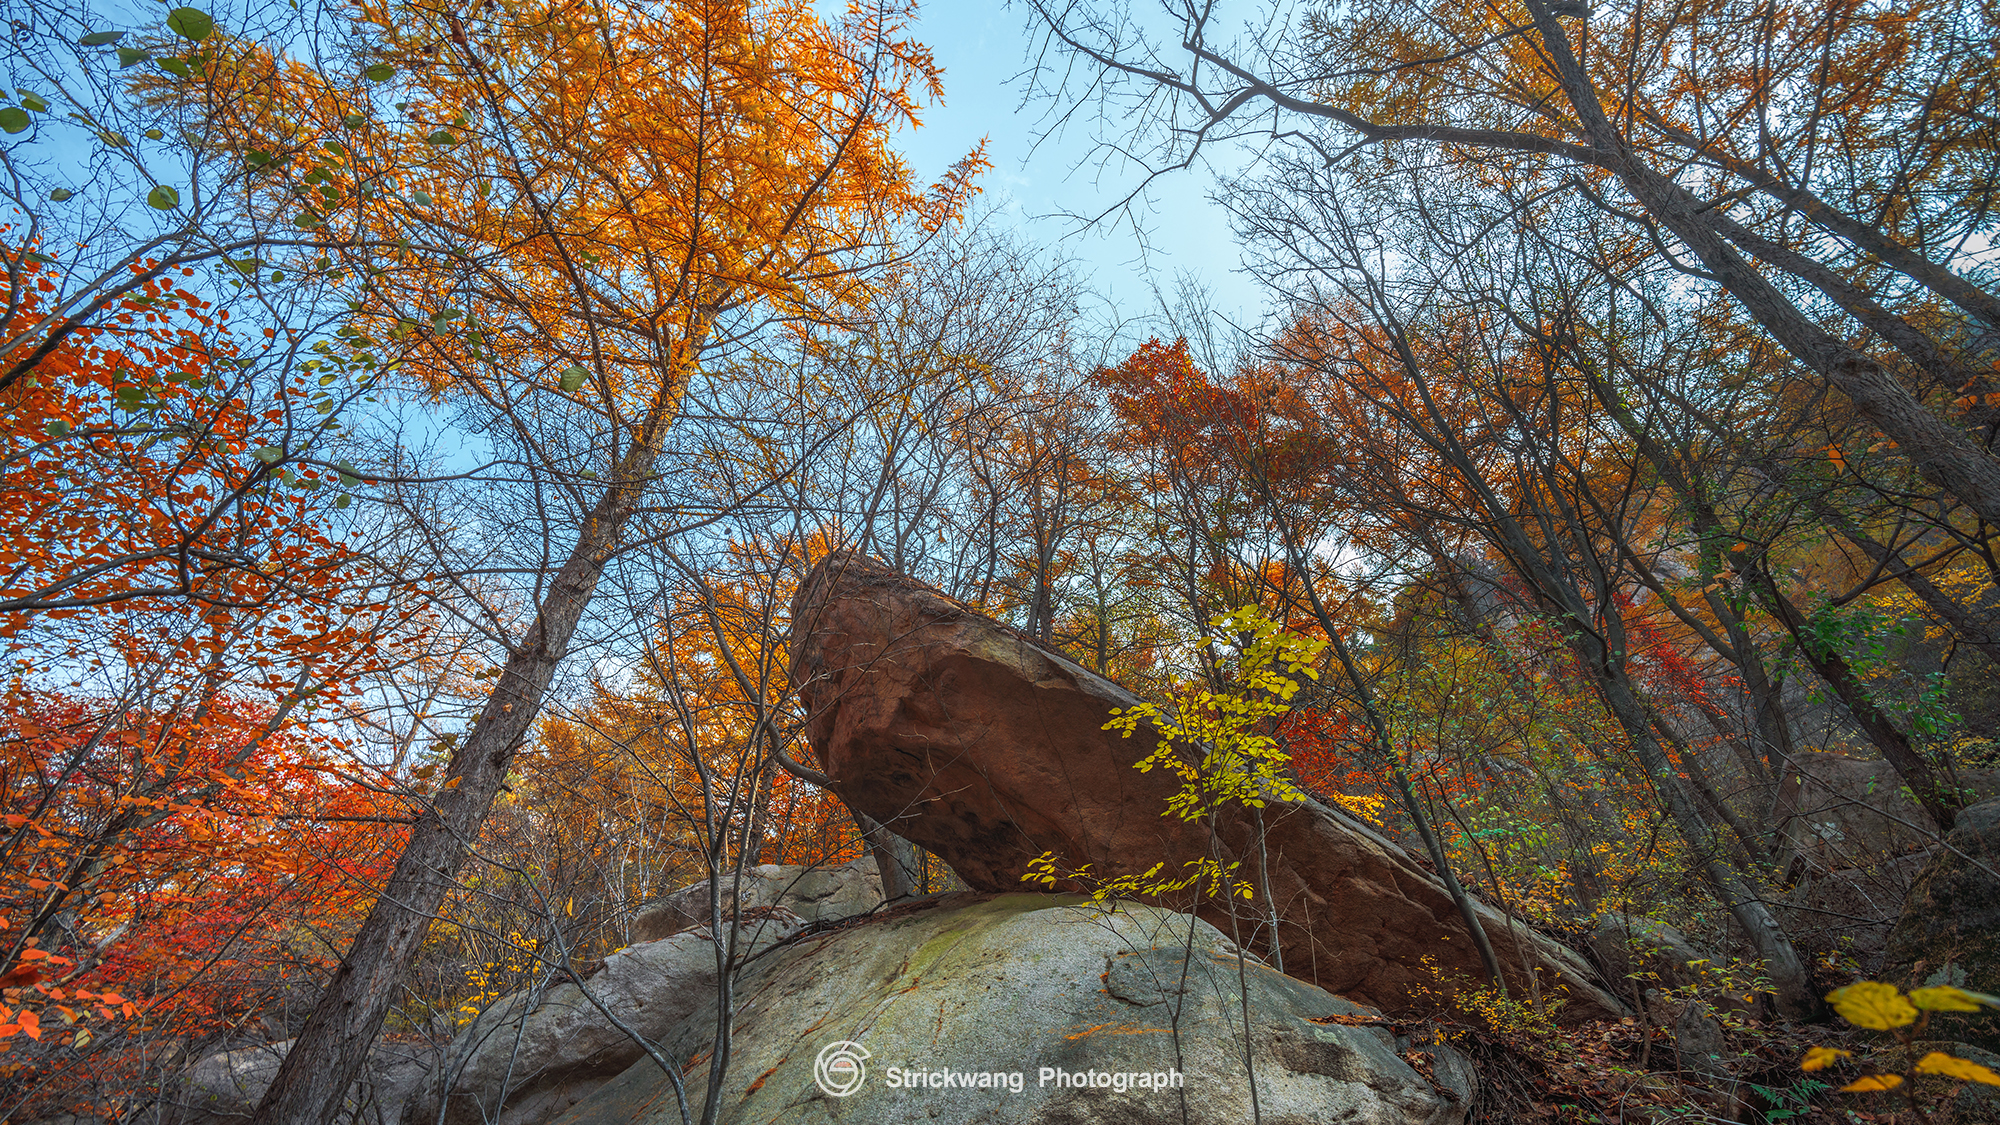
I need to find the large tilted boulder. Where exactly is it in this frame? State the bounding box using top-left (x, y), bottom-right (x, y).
top-left (400, 913), bottom-right (807, 1125)
top-left (1885, 796), bottom-right (2000, 1054)
top-left (555, 893), bottom-right (1474, 1125)
top-left (629, 859), bottom-right (881, 944)
top-left (788, 552), bottom-right (1622, 1020)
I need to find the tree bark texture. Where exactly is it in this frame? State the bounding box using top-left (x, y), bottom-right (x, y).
top-left (1521, 0), bottom-right (2000, 527)
top-left (249, 452), bottom-right (656, 1125)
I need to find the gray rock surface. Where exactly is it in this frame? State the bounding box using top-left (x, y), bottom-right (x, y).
top-left (1784, 848), bottom-right (1936, 970)
top-left (1588, 914), bottom-right (1711, 998)
top-left (1671, 1005), bottom-right (1731, 1081)
top-left (1791, 754), bottom-right (2000, 862)
top-left (630, 859), bottom-right (880, 945)
top-left (170, 1037), bottom-right (429, 1125)
top-left (554, 892), bottom-right (1470, 1125)
top-left (1885, 796), bottom-right (2000, 1054)
top-left (402, 912), bottom-right (807, 1125)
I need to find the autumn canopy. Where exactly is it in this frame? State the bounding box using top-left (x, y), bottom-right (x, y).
top-left (3, 0), bottom-right (1999, 1121)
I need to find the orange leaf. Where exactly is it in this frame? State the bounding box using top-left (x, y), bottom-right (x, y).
top-left (1840, 1074), bottom-right (1903, 1092)
top-left (1913, 1052), bottom-right (2000, 1086)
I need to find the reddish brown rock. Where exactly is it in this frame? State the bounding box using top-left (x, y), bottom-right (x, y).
top-left (789, 552), bottom-right (1622, 1020)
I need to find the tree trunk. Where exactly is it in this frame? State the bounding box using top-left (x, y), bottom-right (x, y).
top-left (1751, 577), bottom-right (1962, 831)
top-left (1261, 518), bottom-right (1512, 997)
top-left (1469, 508), bottom-right (1816, 1014)
top-left (249, 446), bottom-right (659, 1125)
top-left (1799, 491), bottom-right (2000, 666)
top-left (1525, 0), bottom-right (2000, 526)
top-left (1715, 599), bottom-right (1809, 878)
top-left (1577, 368), bottom-right (1963, 832)
top-left (1576, 617), bottom-right (1821, 1019)
top-left (1356, 311), bottom-right (1821, 1017)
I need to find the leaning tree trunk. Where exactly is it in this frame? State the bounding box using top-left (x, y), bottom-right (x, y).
top-left (1351, 311), bottom-right (1823, 1018)
top-left (1523, 519), bottom-right (1819, 1018)
top-left (1580, 369), bottom-right (1964, 832)
top-left (1524, 0), bottom-right (2000, 527)
top-left (248, 446), bottom-right (659, 1125)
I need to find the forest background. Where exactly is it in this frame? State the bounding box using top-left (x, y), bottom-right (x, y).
top-left (2, 0), bottom-right (1997, 1120)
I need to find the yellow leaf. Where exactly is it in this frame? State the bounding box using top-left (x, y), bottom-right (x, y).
top-left (1827, 982), bottom-right (1918, 1030)
top-left (1840, 1074), bottom-right (1903, 1092)
top-left (1909, 986), bottom-right (1995, 1012)
top-left (1913, 1052), bottom-right (2000, 1086)
top-left (1801, 1046), bottom-right (1852, 1071)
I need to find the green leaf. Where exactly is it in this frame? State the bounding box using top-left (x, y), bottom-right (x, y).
top-left (19, 92), bottom-right (48, 113)
top-left (364, 63), bottom-right (395, 82)
top-left (558, 366), bottom-right (587, 391)
top-left (143, 128), bottom-right (164, 140)
top-left (166, 8), bottom-right (215, 42)
top-left (335, 492), bottom-right (352, 509)
top-left (45, 420), bottom-right (70, 437)
top-left (0, 107), bottom-right (27, 134)
top-left (227, 256), bottom-right (259, 274)
top-left (157, 57), bottom-right (192, 78)
top-left (425, 129), bottom-right (456, 146)
top-left (79, 30), bottom-right (126, 46)
top-left (117, 46), bottom-right (151, 67)
top-left (342, 113), bottom-right (366, 129)
top-left (251, 446), bottom-right (284, 464)
top-left (24, 252), bottom-right (53, 264)
top-left (48, 188), bottom-right (71, 202)
top-left (146, 185), bottom-right (181, 210)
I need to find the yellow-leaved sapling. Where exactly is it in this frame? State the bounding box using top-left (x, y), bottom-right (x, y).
top-left (1021, 604), bottom-right (1325, 914)
top-left (1802, 981), bottom-right (2000, 1114)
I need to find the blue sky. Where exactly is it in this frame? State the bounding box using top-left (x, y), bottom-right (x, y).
top-left (897, 6), bottom-right (1267, 330)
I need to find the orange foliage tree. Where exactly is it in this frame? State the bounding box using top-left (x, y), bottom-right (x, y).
top-left (1029, 0), bottom-right (2000, 524)
top-left (0, 245), bottom-right (421, 1117)
top-left (170, 1), bottom-right (986, 1118)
